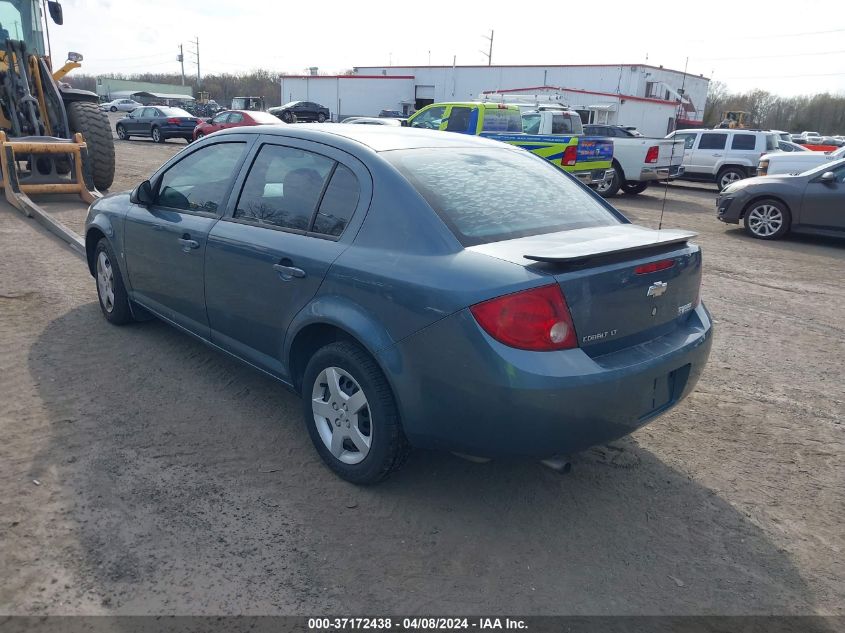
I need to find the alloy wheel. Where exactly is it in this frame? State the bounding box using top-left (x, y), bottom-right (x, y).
top-left (96, 251), bottom-right (115, 313)
top-left (720, 171), bottom-right (742, 189)
top-left (311, 366), bottom-right (372, 465)
top-left (747, 204), bottom-right (783, 237)
top-left (152, 128), bottom-right (161, 142)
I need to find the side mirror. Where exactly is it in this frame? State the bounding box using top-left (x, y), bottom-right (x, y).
top-left (130, 180), bottom-right (154, 206)
top-left (820, 171), bottom-right (837, 184)
top-left (47, 1), bottom-right (63, 25)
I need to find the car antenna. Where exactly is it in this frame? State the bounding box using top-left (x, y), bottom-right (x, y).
top-left (659, 56), bottom-right (689, 232)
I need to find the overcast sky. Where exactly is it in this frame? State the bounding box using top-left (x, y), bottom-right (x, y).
top-left (51, 0), bottom-right (845, 97)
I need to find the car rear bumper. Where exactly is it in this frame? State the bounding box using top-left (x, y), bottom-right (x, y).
top-left (381, 304), bottom-right (713, 458)
top-left (573, 168), bottom-right (614, 186)
top-left (161, 126), bottom-right (196, 138)
top-left (639, 164), bottom-right (685, 182)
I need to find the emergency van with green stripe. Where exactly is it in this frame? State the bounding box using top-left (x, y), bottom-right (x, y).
top-left (406, 102), bottom-right (615, 187)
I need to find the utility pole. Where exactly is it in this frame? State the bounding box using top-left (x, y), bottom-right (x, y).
top-left (177, 44), bottom-right (185, 86)
top-left (188, 36), bottom-right (200, 87)
top-left (480, 30), bottom-right (493, 66)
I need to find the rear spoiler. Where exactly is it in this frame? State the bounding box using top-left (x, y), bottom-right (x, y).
top-left (523, 226), bottom-right (697, 263)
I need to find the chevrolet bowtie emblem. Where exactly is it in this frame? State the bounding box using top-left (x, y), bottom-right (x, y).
top-left (647, 281), bottom-right (668, 298)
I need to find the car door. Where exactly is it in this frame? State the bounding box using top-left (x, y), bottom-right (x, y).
top-left (123, 139), bottom-right (251, 337)
top-left (207, 111), bottom-right (230, 132)
top-left (124, 108), bottom-right (144, 134)
top-left (798, 164), bottom-right (845, 231)
top-left (688, 132), bottom-right (727, 175)
top-left (671, 132), bottom-right (697, 169)
top-left (137, 107), bottom-right (157, 135)
top-left (204, 137), bottom-right (371, 378)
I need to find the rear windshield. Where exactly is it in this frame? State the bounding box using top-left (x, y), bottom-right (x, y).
top-left (160, 107), bottom-right (193, 118)
top-left (250, 111), bottom-right (284, 124)
top-left (481, 108), bottom-right (522, 132)
top-left (384, 147), bottom-right (619, 246)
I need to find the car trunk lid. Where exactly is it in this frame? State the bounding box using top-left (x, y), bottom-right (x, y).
top-left (468, 224), bottom-right (701, 354)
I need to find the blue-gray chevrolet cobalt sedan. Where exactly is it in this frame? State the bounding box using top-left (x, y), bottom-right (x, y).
top-left (85, 125), bottom-right (713, 483)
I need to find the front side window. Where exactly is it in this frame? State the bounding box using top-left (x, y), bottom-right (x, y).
top-left (156, 142), bottom-right (246, 213)
top-left (234, 145), bottom-right (334, 231)
top-left (409, 106), bottom-right (447, 130)
top-left (765, 134), bottom-right (778, 151)
top-left (522, 113), bottom-right (541, 135)
top-left (673, 133), bottom-right (696, 150)
top-left (698, 133), bottom-right (728, 150)
top-left (385, 147), bottom-right (619, 246)
top-left (211, 113), bottom-right (228, 124)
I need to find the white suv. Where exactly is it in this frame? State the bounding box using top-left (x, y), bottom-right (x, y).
top-left (666, 129), bottom-right (780, 190)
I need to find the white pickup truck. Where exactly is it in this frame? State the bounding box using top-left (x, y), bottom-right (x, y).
top-left (758, 145), bottom-right (845, 176)
top-left (583, 124), bottom-right (686, 197)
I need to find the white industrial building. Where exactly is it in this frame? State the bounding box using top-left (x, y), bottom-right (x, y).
top-left (279, 63), bottom-right (708, 138)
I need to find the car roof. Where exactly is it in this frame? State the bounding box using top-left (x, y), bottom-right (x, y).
top-left (211, 123), bottom-right (514, 152)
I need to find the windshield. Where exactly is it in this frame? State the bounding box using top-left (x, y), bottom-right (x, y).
top-left (384, 147), bottom-right (619, 246)
top-left (801, 157), bottom-right (845, 177)
top-left (0, 0), bottom-right (45, 54)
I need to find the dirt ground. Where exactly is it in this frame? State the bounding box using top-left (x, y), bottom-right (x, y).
top-left (0, 130), bottom-right (843, 616)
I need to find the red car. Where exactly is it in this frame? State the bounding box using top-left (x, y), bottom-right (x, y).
top-left (193, 109), bottom-right (283, 140)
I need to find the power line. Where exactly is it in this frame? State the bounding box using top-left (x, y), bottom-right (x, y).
top-left (688, 27), bottom-right (845, 43)
top-left (720, 71), bottom-right (845, 79)
top-left (694, 48), bottom-right (845, 61)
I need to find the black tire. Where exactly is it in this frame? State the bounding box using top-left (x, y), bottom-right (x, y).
top-left (116, 124), bottom-right (129, 140)
top-left (317, 112), bottom-right (327, 123)
top-left (151, 126), bottom-right (165, 143)
top-left (621, 181), bottom-right (649, 195)
top-left (743, 198), bottom-right (791, 240)
top-left (302, 341), bottom-right (409, 484)
top-left (94, 238), bottom-right (132, 325)
top-left (282, 111), bottom-right (294, 123)
top-left (110, 106), bottom-right (117, 112)
top-left (596, 161), bottom-right (621, 198)
top-left (717, 166), bottom-right (746, 191)
top-left (67, 101), bottom-right (116, 191)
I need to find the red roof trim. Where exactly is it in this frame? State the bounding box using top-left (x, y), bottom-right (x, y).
top-left (281, 75), bottom-right (415, 80)
top-left (354, 63), bottom-right (707, 79)
top-left (481, 85), bottom-right (682, 107)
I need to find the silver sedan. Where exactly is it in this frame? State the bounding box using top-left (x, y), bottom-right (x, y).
top-left (101, 99), bottom-right (142, 112)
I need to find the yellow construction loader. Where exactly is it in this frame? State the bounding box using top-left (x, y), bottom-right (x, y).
top-left (0, 0), bottom-right (113, 220)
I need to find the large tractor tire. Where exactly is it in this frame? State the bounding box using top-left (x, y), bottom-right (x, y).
top-left (67, 101), bottom-right (116, 191)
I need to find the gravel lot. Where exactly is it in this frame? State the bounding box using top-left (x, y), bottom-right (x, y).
top-left (0, 129), bottom-right (843, 616)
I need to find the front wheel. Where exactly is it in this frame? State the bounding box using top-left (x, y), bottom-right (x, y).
top-left (743, 199), bottom-right (791, 240)
top-left (195, 132), bottom-right (205, 141)
top-left (116, 124), bottom-right (129, 140)
top-left (302, 341), bottom-right (409, 484)
top-left (110, 106), bottom-right (117, 112)
top-left (151, 127), bottom-right (165, 143)
top-left (94, 238), bottom-right (132, 325)
top-left (621, 181), bottom-right (649, 195)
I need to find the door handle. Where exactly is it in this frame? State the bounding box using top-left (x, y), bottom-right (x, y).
top-left (712, 154), bottom-right (723, 157)
top-left (178, 237), bottom-right (200, 252)
top-left (273, 263), bottom-right (306, 281)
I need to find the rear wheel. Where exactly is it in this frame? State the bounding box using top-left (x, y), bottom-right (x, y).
top-left (621, 181), bottom-right (649, 195)
top-left (317, 112), bottom-right (327, 123)
top-left (743, 199), bottom-right (790, 240)
top-left (302, 341), bottom-right (409, 484)
top-left (595, 161), bottom-right (621, 198)
top-left (151, 126), bottom-right (165, 143)
top-left (717, 167), bottom-right (746, 191)
top-left (67, 101), bottom-right (116, 191)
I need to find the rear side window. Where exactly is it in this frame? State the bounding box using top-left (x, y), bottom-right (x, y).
top-left (731, 134), bottom-right (756, 150)
top-left (312, 164), bottom-right (360, 237)
top-left (551, 114), bottom-right (574, 134)
top-left (235, 145), bottom-right (334, 231)
top-left (698, 133), bottom-right (727, 150)
top-left (482, 108), bottom-right (522, 132)
top-left (384, 147), bottom-right (619, 246)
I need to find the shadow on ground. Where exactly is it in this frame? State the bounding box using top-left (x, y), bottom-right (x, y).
top-left (24, 303), bottom-right (822, 617)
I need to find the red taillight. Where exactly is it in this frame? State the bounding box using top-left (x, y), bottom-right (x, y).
top-left (562, 145), bottom-right (577, 166)
top-left (470, 285), bottom-right (578, 351)
top-left (634, 259), bottom-right (675, 274)
top-left (645, 145), bottom-right (659, 163)
top-left (166, 117), bottom-right (181, 124)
